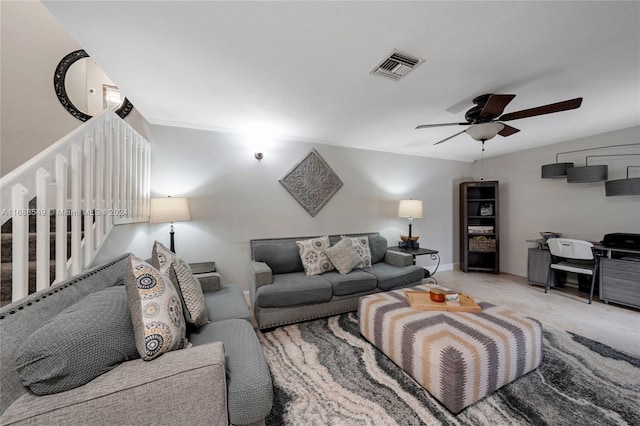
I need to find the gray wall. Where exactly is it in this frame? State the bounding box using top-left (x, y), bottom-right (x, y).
top-left (96, 125), bottom-right (639, 288)
top-left (94, 125), bottom-right (473, 289)
top-left (468, 126), bottom-right (640, 277)
top-left (0, 1), bottom-right (150, 177)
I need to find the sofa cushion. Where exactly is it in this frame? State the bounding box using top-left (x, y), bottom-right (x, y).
top-left (343, 235), bottom-right (372, 268)
top-left (151, 241), bottom-right (209, 327)
top-left (368, 235), bottom-right (388, 264)
top-left (15, 286), bottom-right (139, 396)
top-left (367, 262), bottom-right (425, 290)
top-left (324, 270), bottom-right (378, 296)
top-left (255, 272), bottom-right (333, 308)
top-left (188, 319), bottom-right (273, 425)
top-left (324, 238), bottom-right (361, 274)
top-left (254, 242), bottom-right (303, 274)
top-left (296, 236), bottom-right (335, 276)
top-left (125, 255), bottom-right (188, 361)
top-left (202, 283), bottom-right (251, 323)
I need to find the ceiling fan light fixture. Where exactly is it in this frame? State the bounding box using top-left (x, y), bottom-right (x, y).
top-left (466, 122), bottom-right (505, 141)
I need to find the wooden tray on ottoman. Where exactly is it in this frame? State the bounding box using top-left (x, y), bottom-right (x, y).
top-left (404, 290), bottom-right (482, 312)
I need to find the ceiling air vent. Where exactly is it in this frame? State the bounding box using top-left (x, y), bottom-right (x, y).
top-left (370, 50), bottom-right (424, 81)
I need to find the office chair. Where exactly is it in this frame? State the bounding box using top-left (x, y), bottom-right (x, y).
top-left (545, 238), bottom-right (598, 304)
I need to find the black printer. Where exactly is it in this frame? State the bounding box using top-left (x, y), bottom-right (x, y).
top-left (602, 233), bottom-right (640, 250)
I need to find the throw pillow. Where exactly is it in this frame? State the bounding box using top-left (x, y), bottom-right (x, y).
top-left (368, 235), bottom-right (388, 264)
top-left (254, 242), bottom-right (304, 274)
top-left (125, 254), bottom-right (188, 361)
top-left (342, 235), bottom-right (372, 268)
top-left (324, 238), bottom-right (361, 275)
top-left (15, 286), bottom-right (140, 395)
top-left (151, 241), bottom-right (209, 327)
top-left (296, 236), bottom-right (335, 276)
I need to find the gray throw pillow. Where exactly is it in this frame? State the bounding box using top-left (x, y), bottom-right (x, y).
top-left (15, 286), bottom-right (139, 396)
top-left (368, 235), bottom-right (388, 264)
top-left (254, 242), bottom-right (304, 274)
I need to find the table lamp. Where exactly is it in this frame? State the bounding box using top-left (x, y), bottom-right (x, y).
top-left (149, 197), bottom-right (191, 253)
top-left (398, 199), bottom-right (423, 249)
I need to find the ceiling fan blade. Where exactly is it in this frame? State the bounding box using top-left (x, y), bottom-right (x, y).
top-left (499, 97), bottom-right (583, 122)
top-left (433, 129), bottom-right (467, 145)
top-left (498, 124), bottom-right (520, 137)
top-left (416, 122), bottom-right (470, 129)
top-left (478, 94), bottom-right (516, 120)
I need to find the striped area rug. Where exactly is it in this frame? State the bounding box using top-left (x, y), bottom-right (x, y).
top-left (258, 313), bottom-right (640, 425)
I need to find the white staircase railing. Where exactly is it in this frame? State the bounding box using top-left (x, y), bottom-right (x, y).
top-left (1, 109), bottom-right (151, 303)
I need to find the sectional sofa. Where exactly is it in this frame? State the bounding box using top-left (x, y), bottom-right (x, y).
top-left (0, 253), bottom-right (272, 426)
top-left (249, 232), bottom-right (426, 330)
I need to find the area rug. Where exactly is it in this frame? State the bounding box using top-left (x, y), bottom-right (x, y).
top-left (258, 313), bottom-right (640, 425)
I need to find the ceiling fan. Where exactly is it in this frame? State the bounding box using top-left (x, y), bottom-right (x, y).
top-left (416, 94), bottom-right (583, 146)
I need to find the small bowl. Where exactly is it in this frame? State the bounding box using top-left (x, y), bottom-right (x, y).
top-left (400, 235), bottom-right (420, 243)
top-left (429, 288), bottom-right (445, 303)
top-left (445, 292), bottom-right (459, 302)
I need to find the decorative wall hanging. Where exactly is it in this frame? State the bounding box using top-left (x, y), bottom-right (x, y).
top-left (54, 49), bottom-right (134, 122)
top-left (280, 149), bottom-right (343, 217)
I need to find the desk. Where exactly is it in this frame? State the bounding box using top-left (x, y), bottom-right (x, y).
top-left (526, 239), bottom-right (640, 308)
top-left (387, 247), bottom-right (440, 283)
top-left (593, 245), bottom-right (640, 309)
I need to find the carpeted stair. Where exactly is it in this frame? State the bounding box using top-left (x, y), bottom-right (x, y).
top-left (1, 199), bottom-right (78, 306)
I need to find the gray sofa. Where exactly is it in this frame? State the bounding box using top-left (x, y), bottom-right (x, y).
top-left (249, 233), bottom-right (425, 330)
top-left (0, 253), bottom-right (273, 426)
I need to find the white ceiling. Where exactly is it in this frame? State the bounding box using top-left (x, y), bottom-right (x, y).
top-left (43, 1), bottom-right (640, 162)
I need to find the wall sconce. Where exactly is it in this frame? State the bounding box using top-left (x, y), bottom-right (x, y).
top-left (605, 166), bottom-right (640, 196)
top-left (254, 152), bottom-right (264, 161)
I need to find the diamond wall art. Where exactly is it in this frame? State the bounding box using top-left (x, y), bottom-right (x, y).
top-left (279, 149), bottom-right (343, 217)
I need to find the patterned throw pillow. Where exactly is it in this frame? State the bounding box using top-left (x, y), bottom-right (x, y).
top-left (324, 238), bottom-right (362, 275)
top-left (125, 255), bottom-right (188, 361)
top-left (151, 241), bottom-right (209, 327)
top-left (342, 236), bottom-right (372, 268)
top-left (296, 236), bottom-right (335, 276)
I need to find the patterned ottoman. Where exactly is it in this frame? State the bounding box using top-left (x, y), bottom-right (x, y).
top-left (358, 284), bottom-right (543, 413)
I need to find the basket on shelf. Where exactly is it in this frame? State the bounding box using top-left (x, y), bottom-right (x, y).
top-left (469, 236), bottom-right (496, 252)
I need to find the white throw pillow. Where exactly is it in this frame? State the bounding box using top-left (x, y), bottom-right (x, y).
top-left (324, 238), bottom-right (361, 275)
top-left (296, 236), bottom-right (335, 276)
top-left (124, 255), bottom-right (188, 361)
top-left (342, 235), bottom-right (372, 268)
top-left (152, 241), bottom-right (209, 327)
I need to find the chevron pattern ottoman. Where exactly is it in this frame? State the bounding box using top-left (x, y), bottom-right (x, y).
top-left (358, 284), bottom-right (543, 413)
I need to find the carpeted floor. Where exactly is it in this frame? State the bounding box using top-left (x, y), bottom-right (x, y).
top-left (258, 313), bottom-right (640, 425)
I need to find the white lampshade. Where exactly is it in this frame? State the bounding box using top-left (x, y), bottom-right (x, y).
top-left (149, 197), bottom-right (191, 223)
top-left (398, 199), bottom-right (423, 218)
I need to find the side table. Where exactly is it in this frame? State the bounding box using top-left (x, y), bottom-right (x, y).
top-left (387, 247), bottom-right (440, 284)
top-left (189, 262), bottom-right (221, 292)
